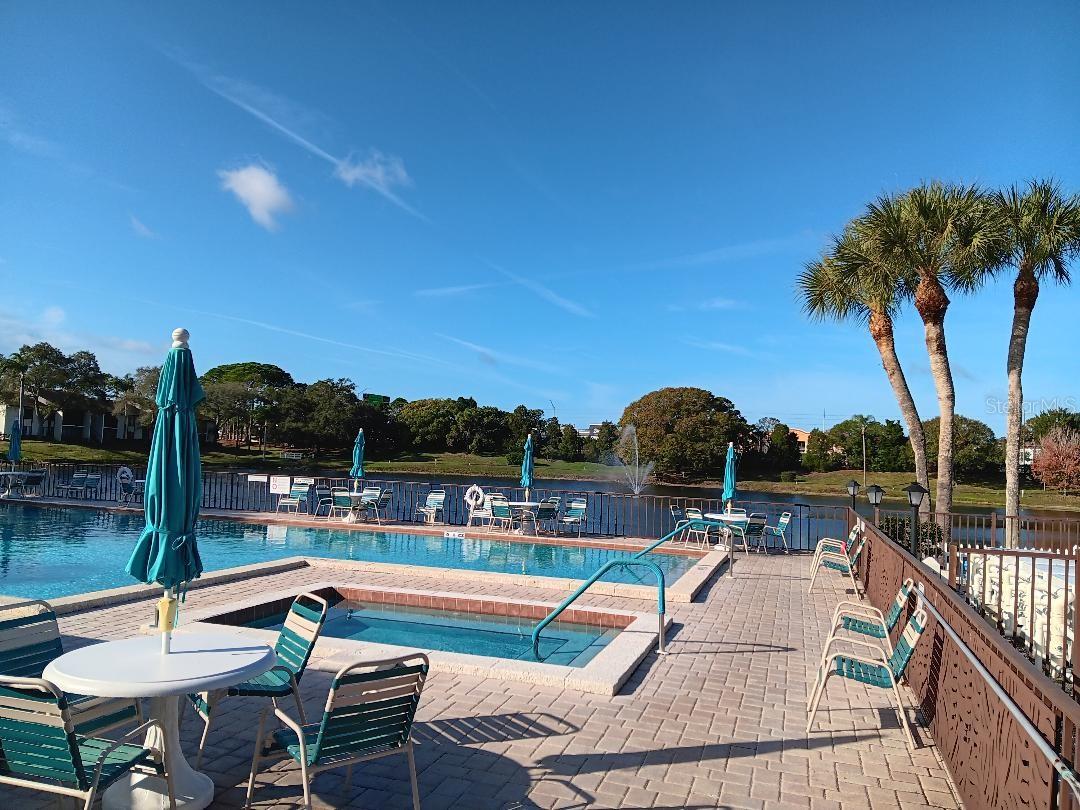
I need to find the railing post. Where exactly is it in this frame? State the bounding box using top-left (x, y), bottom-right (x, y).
top-left (948, 543), bottom-right (959, 591)
top-left (991, 511), bottom-right (999, 548)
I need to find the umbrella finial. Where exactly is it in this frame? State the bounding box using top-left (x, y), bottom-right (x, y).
top-left (172, 328), bottom-right (190, 348)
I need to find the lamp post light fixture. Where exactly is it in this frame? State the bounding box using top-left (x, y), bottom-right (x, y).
top-left (903, 482), bottom-right (929, 557)
top-left (846, 479), bottom-right (860, 512)
top-left (866, 484), bottom-right (885, 525)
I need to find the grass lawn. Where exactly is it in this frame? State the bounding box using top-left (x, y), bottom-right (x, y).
top-left (12, 440), bottom-right (1079, 511)
top-left (737, 469), bottom-right (1079, 511)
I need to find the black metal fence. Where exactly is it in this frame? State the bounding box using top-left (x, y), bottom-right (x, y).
top-left (20, 463), bottom-right (859, 550)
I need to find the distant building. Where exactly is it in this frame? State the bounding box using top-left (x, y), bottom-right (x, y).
top-left (576, 423), bottom-right (605, 439)
top-left (0, 395), bottom-right (147, 443)
top-left (791, 428), bottom-right (811, 454)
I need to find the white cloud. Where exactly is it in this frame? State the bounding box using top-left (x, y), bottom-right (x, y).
top-left (486, 261), bottom-right (593, 318)
top-left (435, 333), bottom-right (560, 374)
top-left (414, 282), bottom-right (504, 298)
top-left (0, 307), bottom-right (158, 372)
top-left (335, 150), bottom-right (411, 194)
top-left (668, 296), bottom-right (745, 313)
top-left (166, 53), bottom-right (425, 221)
top-left (130, 215), bottom-right (158, 239)
top-left (41, 306), bottom-right (65, 327)
top-left (217, 164), bottom-right (294, 230)
top-left (631, 231), bottom-right (822, 272)
top-left (681, 337), bottom-right (756, 357)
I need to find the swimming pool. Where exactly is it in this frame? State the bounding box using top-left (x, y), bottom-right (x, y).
top-left (242, 601), bottom-right (618, 667)
top-left (0, 504), bottom-right (696, 599)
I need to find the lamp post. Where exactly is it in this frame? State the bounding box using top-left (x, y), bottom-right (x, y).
top-left (903, 482), bottom-right (929, 558)
top-left (846, 479), bottom-right (860, 512)
top-left (866, 484), bottom-right (884, 526)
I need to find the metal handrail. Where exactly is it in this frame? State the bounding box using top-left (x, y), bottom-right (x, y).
top-left (531, 559), bottom-right (666, 659)
top-left (912, 583), bottom-right (1080, 801)
top-left (632, 518), bottom-right (732, 559)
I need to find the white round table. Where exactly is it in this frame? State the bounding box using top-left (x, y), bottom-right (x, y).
top-left (704, 512), bottom-right (749, 525)
top-left (44, 631), bottom-right (276, 810)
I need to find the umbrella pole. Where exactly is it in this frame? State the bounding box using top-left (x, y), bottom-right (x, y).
top-left (159, 587), bottom-right (177, 654)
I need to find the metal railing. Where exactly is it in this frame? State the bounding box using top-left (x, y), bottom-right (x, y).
top-left (853, 509), bottom-right (1080, 810)
top-left (531, 559), bottom-right (666, 659)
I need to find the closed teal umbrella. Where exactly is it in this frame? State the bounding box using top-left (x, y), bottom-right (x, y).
top-left (7, 419), bottom-right (20, 467)
top-left (722, 442), bottom-right (737, 511)
top-left (125, 329), bottom-right (205, 654)
top-left (520, 433), bottom-right (534, 500)
top-left (350, 428), bottom-right (365, 485)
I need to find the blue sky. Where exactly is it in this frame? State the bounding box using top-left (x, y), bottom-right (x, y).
top-left (1, 2), bottom-right (1078, 433)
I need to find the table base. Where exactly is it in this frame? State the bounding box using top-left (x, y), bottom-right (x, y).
top-left (103, 695), bottom-right (215, 810)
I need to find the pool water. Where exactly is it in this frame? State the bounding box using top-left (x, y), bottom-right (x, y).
top-left (0, 504), bottom-right (695, 599)
top-left (245, 602), bottom-right (619, 667)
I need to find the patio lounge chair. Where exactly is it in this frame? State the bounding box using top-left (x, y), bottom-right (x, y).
top-left (765, 511), bottom-right (791, 553)
top-left (813, 525), bottom-right (861, 565)
top-left (534, 497), bottom-right (560, 535)
top-left (245, 653), bottom-right (428, 810)
top-left (311, 485), bottom-right (333, 518)
top-left (416, 490), bottom-right (446, 524)
top-left (0, 600), bottom-right (140, 736)
top-left (558, 497), bottom-right (588, 537)
top-left (276, 482), bottom-right (311, 514)
top-left (488, 494), bottom-right (514, 533)
top-left (327, 487), bottom-right (355, 520)
top-left (808, 534), bottom-right (867, 594)
top-left (743, 513), bottom-right (768, 552)
top-left (364, 489), bottom-right (393, 524)
top-left (190, 593), bottom-right (328, 768)
top-left (0, 675), bottom-right (176, 810)
top-left (807, 608), bottom-right (928, 749)
top-left (9, 469), bottom-right (45, 497)
top-left (816, 578), bottom-right (915, 666)
top-left (57, 471), bottom-right (99, 499)
top-left (467, 491), bottom-right (493, 527)
top-left (682, 508), bottom-right (715, 549)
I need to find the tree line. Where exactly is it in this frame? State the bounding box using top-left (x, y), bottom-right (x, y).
top-left (799, 179), bottom-right (1080, 524)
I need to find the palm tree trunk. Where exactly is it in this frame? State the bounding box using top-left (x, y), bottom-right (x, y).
top-left (915, 275), bottom-right (955, 523)
top-left (1004, 265), bottom-right (1039, 547)
top-left (869, 310), bottom-right (931, 514)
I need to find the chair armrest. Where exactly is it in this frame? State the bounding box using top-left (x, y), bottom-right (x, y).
top-left (828, 638), bottom-right (890, 661)
top-left (90, 718), bottom-right (167, 788)
top-left (830, 601), bottom-right (885, 625)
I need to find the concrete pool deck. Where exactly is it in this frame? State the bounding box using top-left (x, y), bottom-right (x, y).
top-left (0, 554), bottom-right (961, 809)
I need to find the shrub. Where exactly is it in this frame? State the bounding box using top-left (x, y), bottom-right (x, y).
top-left (877, 515), bottom-right (945, 559)
top-left (779, 471), bottom-right (797, 482)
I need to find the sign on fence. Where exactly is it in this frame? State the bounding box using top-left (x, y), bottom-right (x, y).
top-left (269, 476), bottom-right (291, 495)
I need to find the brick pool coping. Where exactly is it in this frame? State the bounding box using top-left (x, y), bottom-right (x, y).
top-left (180, 580), bottom-right (666, 695)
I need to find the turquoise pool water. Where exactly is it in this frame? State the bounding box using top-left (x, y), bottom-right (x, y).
top-left (0, 504), bottom-right (695, 599)
top-left (243, 602), bottom-right (617, 667)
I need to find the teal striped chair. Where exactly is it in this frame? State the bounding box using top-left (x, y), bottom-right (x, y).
top-left (765, 511), bottom-right (792, 553)
top-left (808, 534), bottom-right (866, 593)
top-left (190, 592), bottom-right (328, 767)
top-left (488, 495), bottom-right (514, 532)
top-left (807, 608), bottom-right (928, 749)
top-left (557, 498), bottom-right (588, 537)
top-left (821, 577), bottom-right (916, 661)
top-left (416, 490), bottom-right (446, 524)
top-left (276, 482), bottom-right (311, 514)
top-left (0, 674), bottom-right (175, 809)
top-left (245, 654), bottom-right (429, 810)
top-left (812, 525), bottom-right (861, 567)
top-left (0, 600), bottom-right (139, 736)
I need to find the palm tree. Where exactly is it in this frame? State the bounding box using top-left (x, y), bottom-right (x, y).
top-left (856, 183), bottom-right (1007, 519)
top-left (798, 229), bottom-right (931, 511)
top-left (997, 180), bottom-right (1080, 544)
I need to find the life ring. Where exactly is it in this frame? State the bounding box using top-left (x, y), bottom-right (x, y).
top-left (117, 466), bottom-right (135, 485)
top-left (464, 485), bottom-right (485, 509)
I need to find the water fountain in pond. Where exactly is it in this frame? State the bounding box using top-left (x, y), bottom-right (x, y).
top-left (609, 424), bottom-right (654, 495)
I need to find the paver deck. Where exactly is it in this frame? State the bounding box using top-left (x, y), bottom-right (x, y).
top-left (1, 554), bottom-right (961, 809)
